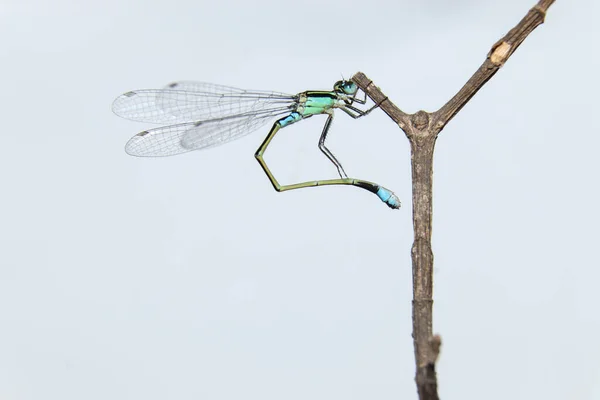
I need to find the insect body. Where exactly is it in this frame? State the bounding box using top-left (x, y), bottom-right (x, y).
top-left (112, 79), bottom-right (400, 209)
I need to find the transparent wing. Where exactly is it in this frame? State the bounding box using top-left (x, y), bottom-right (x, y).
top-left (125, 107), bottom-right (291, 157)
top-left (112, 81), bottom-right (296, 124)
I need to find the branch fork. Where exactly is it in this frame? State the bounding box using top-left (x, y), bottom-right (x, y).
top-left (351, 1), bottom-right (555, 398)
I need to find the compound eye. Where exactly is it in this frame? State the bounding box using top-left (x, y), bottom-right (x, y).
top-left (343, 82), bottom-right (357, 94)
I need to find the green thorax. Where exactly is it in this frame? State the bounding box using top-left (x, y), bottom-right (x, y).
top-left (296, 91), bottom-right (340, 117)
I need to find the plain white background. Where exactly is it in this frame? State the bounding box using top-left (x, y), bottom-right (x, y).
top-left (1, 1), bottom-right (598, 399)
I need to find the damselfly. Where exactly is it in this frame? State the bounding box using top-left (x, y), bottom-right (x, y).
top-left (112, 79), bottom-right (400, 209)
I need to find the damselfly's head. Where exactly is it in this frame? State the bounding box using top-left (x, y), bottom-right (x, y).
top-left (334, 80), bottom-right (358, 95)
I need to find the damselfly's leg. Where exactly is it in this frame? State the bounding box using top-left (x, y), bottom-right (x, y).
top-left (347, 90), bottom-right (367, 105)
top-left (318, 112), bottom-right (348, 179)
top-left (345, 87), bottom-right (388, 115)
top-left (340, 102), bottom-right (381, 119)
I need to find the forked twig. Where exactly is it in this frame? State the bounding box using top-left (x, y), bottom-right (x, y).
top-left (351, 1), bottom-right (555, 398)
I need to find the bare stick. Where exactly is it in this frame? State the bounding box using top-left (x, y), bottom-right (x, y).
top-left (434, 0), bottom-right (555, 129)
top-left (352, 1), bottom-right (555, 399)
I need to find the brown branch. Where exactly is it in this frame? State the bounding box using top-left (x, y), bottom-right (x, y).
top-left (351, 1), bottom-right (555, 399)
top-left (434, 0), bottom-right (554, 129)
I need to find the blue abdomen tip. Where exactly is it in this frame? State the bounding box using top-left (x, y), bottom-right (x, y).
top-left (376, 187), bottom-right (401, 209)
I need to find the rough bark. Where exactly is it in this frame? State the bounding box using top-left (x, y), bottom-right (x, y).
top-left (351, 1), bottom-right (555, 398)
